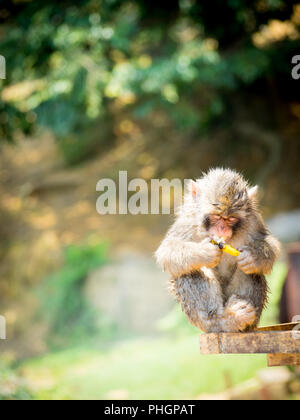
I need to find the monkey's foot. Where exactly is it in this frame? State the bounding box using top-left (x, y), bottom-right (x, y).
top-left (224, 295), bottom-right (257, 332)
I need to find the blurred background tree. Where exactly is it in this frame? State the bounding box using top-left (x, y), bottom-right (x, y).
top-left (1, 1), bottom-right (299, 158)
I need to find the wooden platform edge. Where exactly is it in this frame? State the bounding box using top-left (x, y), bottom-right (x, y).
top-left (199, 329), bottom-right (300, 355)
top-left (267, 353), bottom-right (300, 367)
top-left (256, 322), bottom-right (300, 332)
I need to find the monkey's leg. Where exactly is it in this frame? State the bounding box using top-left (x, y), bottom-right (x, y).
top-left (225, 272), bottom-right (268, 332)
top-left (173, 268), bottom-right (226, 333)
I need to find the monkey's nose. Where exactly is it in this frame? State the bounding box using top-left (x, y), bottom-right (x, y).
top-left (217, 225), bottom-right (227, 234)
top-left (215, 225), bottom-right (232, 240)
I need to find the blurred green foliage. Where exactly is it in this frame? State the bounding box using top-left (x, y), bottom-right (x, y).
top-left (0, 361), bottom-right (32, 400)
top-left (0, 0), bottom-right (299, 161)
top-left (38, 241), bottom-right (116, 348)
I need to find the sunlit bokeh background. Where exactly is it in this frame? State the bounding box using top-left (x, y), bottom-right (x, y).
top-left (0, 0), bottom-right (299, 400)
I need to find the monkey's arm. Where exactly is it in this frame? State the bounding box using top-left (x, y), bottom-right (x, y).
top-left (237, 232), bottom-right (280, 275)
top-left (155, 220), bottom-right (221, 278)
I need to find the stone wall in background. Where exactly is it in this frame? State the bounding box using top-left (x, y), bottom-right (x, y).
top-left (85, 251), bottom-right (173, 333)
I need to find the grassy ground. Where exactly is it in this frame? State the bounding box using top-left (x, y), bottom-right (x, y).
top-left (15, 262), bottom-right (287, 400)
top-left (19, 336), bottom-right (268, 400)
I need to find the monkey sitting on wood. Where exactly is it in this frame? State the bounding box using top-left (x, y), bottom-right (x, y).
top-left (155, 168), bottom-right (280, 333)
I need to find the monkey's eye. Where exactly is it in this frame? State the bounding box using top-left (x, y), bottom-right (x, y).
top-left (228, 217), bottom-right (239, 225)
top-left (210, 215), bottom-right (221, 223)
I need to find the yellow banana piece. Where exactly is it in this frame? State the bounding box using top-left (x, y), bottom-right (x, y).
top-left (211, 239), bottom-right (240, 257)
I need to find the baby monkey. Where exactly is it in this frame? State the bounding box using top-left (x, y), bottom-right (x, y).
top-left (155, 168), bottom-right (280, 333)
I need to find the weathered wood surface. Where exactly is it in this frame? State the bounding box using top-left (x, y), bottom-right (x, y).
top-left (199, 324), bottom-right (300, 355)
top-left (267, 353), bottom-right (300, 367)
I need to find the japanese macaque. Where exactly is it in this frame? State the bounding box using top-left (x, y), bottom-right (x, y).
top-left (155, 168), bottom-right (280, 333)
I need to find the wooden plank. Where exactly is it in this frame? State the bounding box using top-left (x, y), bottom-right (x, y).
top-left (199, 330), bottom-right (300, 355)
top-left (199, 333), bottom-right (220, 355)
top-left (256, 322), bottom-right (300, 332)
top-left (267, 353), bottom-right (300, 367)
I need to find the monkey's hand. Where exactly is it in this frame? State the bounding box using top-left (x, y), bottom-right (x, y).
top-left (237, 247), bottom-right (259, 274)
top-left (200, 238), bottom-right (222, 268)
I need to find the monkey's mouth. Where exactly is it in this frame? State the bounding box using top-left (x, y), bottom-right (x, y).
top-left (210, 225), bottom-right (233, 241)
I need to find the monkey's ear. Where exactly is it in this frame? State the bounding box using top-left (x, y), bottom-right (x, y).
top-left (248, 185), bottom-right (259, 201)
top-left (189, 180), bottom-right (201, 199)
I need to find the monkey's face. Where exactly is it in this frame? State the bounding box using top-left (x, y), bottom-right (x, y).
top-left (189, 169), bottom-right (257, 240)
top-left (204, 214), bottom-right (241, 241)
